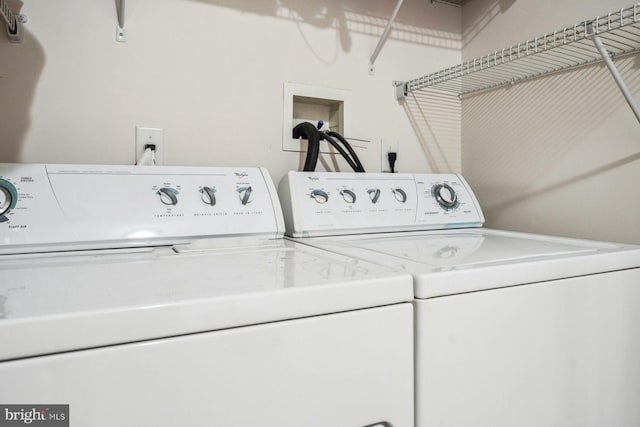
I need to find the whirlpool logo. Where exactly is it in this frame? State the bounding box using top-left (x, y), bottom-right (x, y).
top-left (0, 405), bottom-right (68, 426)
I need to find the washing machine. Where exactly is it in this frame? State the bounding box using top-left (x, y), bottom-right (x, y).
top-left (0, 164), bottom-right (415, 427)
top-left (279, 171), bottom-right (640, 427)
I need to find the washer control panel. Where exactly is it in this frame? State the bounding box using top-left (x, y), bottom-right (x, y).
top-left (278, 172), bottom-right (484, 237)
top-left (0, 164), bottom-right (283, 253)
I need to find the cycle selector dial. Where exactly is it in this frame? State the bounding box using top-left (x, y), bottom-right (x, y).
top-left (310, 189), bottom-right (328, 204)
top-left (0, 179), bottom-right (18, 222)
top-left (433, 183), bottom-right (457, 209)
top-left (237, 186), bottom-right (253, 205)
top-left (157, 187), bottom-right (179, 205)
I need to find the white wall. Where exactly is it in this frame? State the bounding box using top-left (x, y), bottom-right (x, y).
top-left (461, 0), bottom-right (640, 244)
top-left (0, 0), bottom-right (462, 185)
top-left (2, 1), bottom-right (637, 244)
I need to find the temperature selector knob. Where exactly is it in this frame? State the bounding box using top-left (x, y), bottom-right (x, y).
top-left (200, 186), bottom-right (217, 206)
top-left (237, 186), bottom-right (253, 205)
top-left (157, 187), bottom-right (179, 205)
top-left (432, 183), bottom-right (457, 209)
top-left (0, 179), bottom-right (18, 222)
top-left (340, 189), bottom-right (356, 204)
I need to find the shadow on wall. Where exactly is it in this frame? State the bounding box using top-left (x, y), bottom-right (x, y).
top-left (402, 89), bottom-right (461, 173)
top-left (462, 55), bottom-right (640, 239)
top-left (462, 0), bottom-right (516, 50)
top-left (188, 0), bottom-right (462, 61)
top-left (191, 0), bottom-right (352, 56)
top-left (0, 0), bottom-right (45, 162)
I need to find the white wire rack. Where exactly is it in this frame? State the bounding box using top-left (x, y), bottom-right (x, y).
top-left (431, 0), bottom-right (467, 7)
top-left (395, 3), bottom-right (640, 100)
top-left (0, 0), bottom-right (23, 42)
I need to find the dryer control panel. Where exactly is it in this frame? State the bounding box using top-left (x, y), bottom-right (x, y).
top-left (0, 164), bottom-right (284, 254)
top-left (278, 172), bottom-right (484, 237)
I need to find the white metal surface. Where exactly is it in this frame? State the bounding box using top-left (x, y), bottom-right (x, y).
top-left (0, 164), bottom-right (284, 253)
top-left (0, 164), bottom-right (415, 427)
top-left (1, 304), bottom-right (414, 427)
top-left (0, 238), bottom-right (413, 361)
top-left (279, 171), bottom-right (640, 427)
top-left (298, 228), bottom-right (640, 298)
top-left (415, 268), bottom-right (640, 427)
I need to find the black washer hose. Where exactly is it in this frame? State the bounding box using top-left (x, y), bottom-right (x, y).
top-left (293, 122), bottom-right (366, 173)
top-left (320, 132), bottom-right (361, 172)
top-left (293, 122), bottom-right (320, 172)
top-left (324, 130), bottom-right (365, 172)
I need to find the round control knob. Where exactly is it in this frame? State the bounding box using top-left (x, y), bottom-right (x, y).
top-left (310, 189), bottom-right (328, 204)
top-left (237, 186), bottom-right (253, 205)
top-left (200, 186), bottom-right (217, 206)
top-left (367, 189), bottom-right (381, 204)
top-left (393, 188), bottom-right (407, 203)
top-left (0, 178), bottom-right (18, 221)
top-left (340, 189), bottom-right (356, 204)
top-left (157, 187), bottom-right (179, 205)
top-left (433, 183), bottom-right (457, 209)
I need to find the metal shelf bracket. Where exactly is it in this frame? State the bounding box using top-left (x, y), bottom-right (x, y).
top-left (369, 0), bottom-right (405, 75)
top-left (1, 0), bottom-right (26, 43)
top-left (393, 81), bottom-right (407, 100)
top-left (589, 19), bottom-right (640, 124)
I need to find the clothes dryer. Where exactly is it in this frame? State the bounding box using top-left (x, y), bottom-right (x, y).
top-left (0, 164), bottom-right (414, 427)
top-left (279, 171), bottom-right (640, 427)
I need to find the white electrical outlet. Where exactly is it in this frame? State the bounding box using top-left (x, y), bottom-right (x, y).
top-left (381, 138), bottom-right (399, 173)
top-left (135, 127), bottom-right (164, 165)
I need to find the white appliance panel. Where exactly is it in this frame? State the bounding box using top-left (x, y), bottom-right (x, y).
top-left (0, 239), bottom-right (412, 361)
top-left (0, 304), bottom-right (414, 427)
top-left (415, 268), bottom-right (640, 427)
top-left (301, 228), bottom-right (640, 298)
top-left (0, 164), bottom-right (283, 253)
top-left (279, 171), bottom-right (484, 237)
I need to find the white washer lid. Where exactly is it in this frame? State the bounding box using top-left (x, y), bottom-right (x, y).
top-left (0, 238), bottom-right (412, 361)
top-left (295, 228), bottom-right (640, 299)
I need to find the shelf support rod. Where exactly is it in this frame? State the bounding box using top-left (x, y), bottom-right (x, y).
top-left (592, 31), bottom-right (640, 124)
top-left (115, 0), bottom-right (127, 42)
top-left (368, 0), bottom-right (404, 75)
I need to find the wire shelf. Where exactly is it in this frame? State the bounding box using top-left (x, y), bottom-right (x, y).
top-left (396, 3), bottom-right (640, 99)
top-left (0, 0), bottom-right (23, 42)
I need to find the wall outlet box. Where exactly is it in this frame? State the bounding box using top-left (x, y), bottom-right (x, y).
top-left (135, 127), bottom-right (164, 165)
top-left (381, 138), bottom-right (399, 173)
